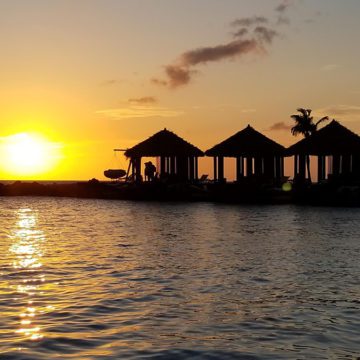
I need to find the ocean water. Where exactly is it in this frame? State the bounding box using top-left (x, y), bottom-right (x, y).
top-left (0, 197), bottom-right (359, 360)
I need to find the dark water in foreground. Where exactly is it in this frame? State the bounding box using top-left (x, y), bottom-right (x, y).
top-left (0, 197), bottom-right (359, 359)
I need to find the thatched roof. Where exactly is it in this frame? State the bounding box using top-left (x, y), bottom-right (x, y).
top-left (205, 125), bottom-right (285, 157)
top-left (286, 120), bottom-right (360, 156)
top-left (124, 128), bottom-right (204, 158)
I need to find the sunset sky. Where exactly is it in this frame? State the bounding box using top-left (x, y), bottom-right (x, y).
top-left (1, 0), bottom-right (360, 180)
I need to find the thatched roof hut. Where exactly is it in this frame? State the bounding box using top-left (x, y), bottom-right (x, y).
top-left (286, 120), bottom-right (360, 182)
top-left (125, 129), bottom-right (204, 182)
top-left (206, 125), bottom-right (284, 157)
top-left (286, 120), bottom-right (360, 156)
top-left (125, 128), bottom-right (203, 158)
top-left (206, 125), bottom-right (285, 182)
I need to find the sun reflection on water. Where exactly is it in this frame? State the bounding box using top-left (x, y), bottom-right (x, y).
top-left (9, 208), bottom-right (46, 341)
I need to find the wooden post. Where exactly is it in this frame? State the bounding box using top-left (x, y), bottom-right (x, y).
top-left (352, 154), bottom-right (360, 179)
top-left (135, 157), bottom-right (141, 182)
top-left (299, 154), bottom-right (306, 180)
top-left (275, 156), bottom-right (281, 181)
top-left (194, 157), bottom-right (198, 180)
top-left (189, 156), bottom-right (195, 181)
top-left (246, 156), bottom-right (253, 177)
top-left (131, 158), bottom-right (135, 179)
top-left (318, 156), bottom-right (325, 182)
top-left (170, 156), bottom-right (176, 175)
top-left (254, 157), bottom-right (263, 176)
top-left (166, 157), bottom-right (170, 173)
top-left (332, 155), bottom-right (340, 176)
top-left (294, 155), bottom-right (298, 177)
top-left (218, 156), bottom-right (224, 182)
top-left (160, 156), bottom-right (166, 176)
top-left (236, 157), bottom-right (243, 182)
top-left (213, 157), bottom-right (217, 181)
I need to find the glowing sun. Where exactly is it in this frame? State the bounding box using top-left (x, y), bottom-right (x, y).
top-left (2, 133), bottom-right (62, 176)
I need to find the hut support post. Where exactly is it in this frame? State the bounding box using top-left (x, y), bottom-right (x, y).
top-left (170, 156), bottom-right (176, 175)
top-left (294, 155), bottom-right (298, 177)
top-left (189, 156), bottom-right (195, 181)
top-left (160, 156), bottom-right (166, 176)
top-left (218, 156), bottom-right (224, 182)
top-left (255, 157), bottom-right (263, 177)
top-left (299, 155), bottom-right (306, 180)
top-left (194, 157), bottom-right (198, 180)
top-left (318, 156), bottom-right (325, 182)
top-left (131, 158), bottom-right (135, 179)
top-left (236, 157), bottom-right (243, 182)
top-left (166, 157), bottom-right (170, 174)
top-left (246, 157), bottom-right (253, 177)
top-left (352, 155), bottom-right (360, 178)
top-left (135, 157), bottom-right (141, 183)
top-left (332, 155), bottom-right (340, 176)
top-left (213, 157), bottom-right (218, 181)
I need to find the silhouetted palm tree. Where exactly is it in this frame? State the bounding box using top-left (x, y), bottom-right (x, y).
top-left (291, 108), bottom-right (328, 182)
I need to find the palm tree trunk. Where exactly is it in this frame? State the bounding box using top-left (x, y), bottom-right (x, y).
top-left (306, 155), bottom-right (312, 183)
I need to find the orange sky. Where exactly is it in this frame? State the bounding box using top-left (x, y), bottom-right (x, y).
top-left (1, 0), bottom-right (360, 180)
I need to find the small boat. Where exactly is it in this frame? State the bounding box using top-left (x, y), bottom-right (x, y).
top-left (104, 169), bottom-right (126, 179)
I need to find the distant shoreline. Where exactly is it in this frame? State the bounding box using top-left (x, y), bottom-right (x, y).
top-left (0, 179), bottom-right (359, 207)
top-left (0, 180), bottom-right (83, 184)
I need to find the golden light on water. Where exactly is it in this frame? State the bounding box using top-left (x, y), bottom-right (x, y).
top-left (9, 208), bottom-right (46, 341)
top-left (1, 133), bottom-right (63, 177)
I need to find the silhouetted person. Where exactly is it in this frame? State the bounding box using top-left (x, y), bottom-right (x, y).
top-left (145, 161), bottom-right (156, 181)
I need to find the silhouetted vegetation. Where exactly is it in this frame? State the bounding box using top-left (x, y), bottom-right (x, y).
top-left (290, 108), bottom-right (329, 182)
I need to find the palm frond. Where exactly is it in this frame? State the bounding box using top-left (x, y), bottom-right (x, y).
top-left (297, 108), bottom-right (308, 117)
top-left (291, 124), bottom-right (303, 136)
top-left (315, 116), bottom-right (329, 127)
top-left (291, 114), bottom-right (303, 122)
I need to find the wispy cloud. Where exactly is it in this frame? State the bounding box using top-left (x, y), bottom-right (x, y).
top-left (152, 39), bottom-right (259, 88)
top-left (269, 121), bottom-right (292, 131)
top-left (153, 38), bottom-right (270, 89)
top-left (275, 0), bottom-right (292, 13)
top-left (99, 79), bottom-right (123, 86)
top-left (315, 105), bottom-right (360, 119)
top-left (233, 28), bottom-right (249, 38)
top-left (241, 108), bottom-right (257, 113)
top-left (254, 26), bottom-right (279, 44)
top-left (96, 106), bottom-right (183, 120)
top-left (231, 16), bottom-right (268, 27)
top-left (321, 64), bottom-right (340, 72)
top-left (128, 96), bottom-right (157, 105)
top-left (275, 0), bottom-right (296, 25)
top-left (152, 0), bottom-right (293, 89)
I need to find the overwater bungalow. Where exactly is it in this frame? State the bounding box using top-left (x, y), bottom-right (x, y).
top-left (205, 125), bottom-right (285, 183)
top-left (124, 128), bottom-right (204, 182)
top-left (286, 120), bottom-right (360, 183)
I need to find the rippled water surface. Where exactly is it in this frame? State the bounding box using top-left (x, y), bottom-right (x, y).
top-left (0, 197), bottom-right (359, 359)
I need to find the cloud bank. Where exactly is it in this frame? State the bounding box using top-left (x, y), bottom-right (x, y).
top-left (152, 0), bottom-right (296, 89)
top-left (316, 105), bottom-right (360, 119)
top-left (128, 96), bottom-right (157, 104)
top-left (96, 106), bottom-right (182, 120)
top-left (269, 121), bottom-right (292, 131)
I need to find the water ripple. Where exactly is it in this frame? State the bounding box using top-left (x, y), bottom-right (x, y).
top-left (0, 198), bottom-right (359, 359)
